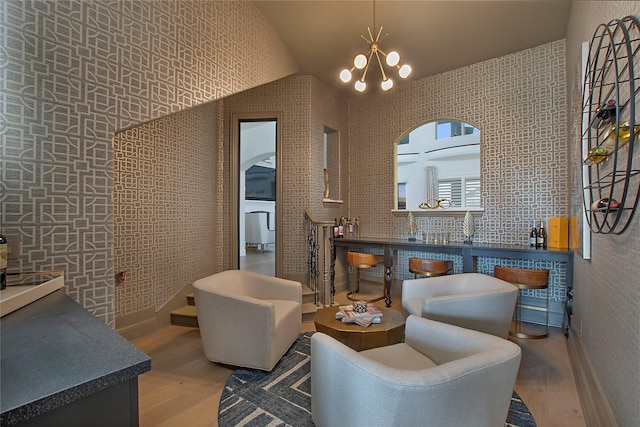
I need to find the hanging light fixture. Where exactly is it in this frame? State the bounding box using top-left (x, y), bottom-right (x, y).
top-left (339, 0), bottom-right (412, 92)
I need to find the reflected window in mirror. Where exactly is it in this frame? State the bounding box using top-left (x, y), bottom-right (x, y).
top-left (396, 119), bottom-right (481, 210)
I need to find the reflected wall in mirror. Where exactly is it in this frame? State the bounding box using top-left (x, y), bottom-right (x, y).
top-left (396, 119), bottom-right (481, 210)
top-left (323, 126), bottom-right (341, 200)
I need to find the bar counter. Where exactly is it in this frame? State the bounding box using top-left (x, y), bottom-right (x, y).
top-left (0, 290), bottom-right (151, 426)
top-left (331, 237), bottom-right (573, 319)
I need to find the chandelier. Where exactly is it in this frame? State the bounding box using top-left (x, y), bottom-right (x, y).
top-left (339, 0), bottom-right (412, 92)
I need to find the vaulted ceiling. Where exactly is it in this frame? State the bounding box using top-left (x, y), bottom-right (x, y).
top-left (252, 1), bottom-right (572, 96)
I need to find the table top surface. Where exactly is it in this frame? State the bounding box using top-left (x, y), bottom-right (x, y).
top-left (314, 305), bottom-right (405, 333)
top-left (0, 290), bottom-right (151, 424)
top-left (332, 236), bottom-right (572, 254)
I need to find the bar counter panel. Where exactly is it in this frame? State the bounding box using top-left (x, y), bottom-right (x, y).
top-left (331, 238), bottom-right (573, 330)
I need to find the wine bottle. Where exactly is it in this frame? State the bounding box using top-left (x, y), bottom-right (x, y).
top-left (0, 234), bottom-right (7, 290)
top-left (590, 100), bottom-right (616, 129)
top-left (536, 219), bottom-right (546, 248)
top-left (338, 217), bottom-right (344, 238)
top-left (584, 147), bottom-right (607, 165)
top-left (332, 219), bottom-right (339, 239)
top-left (529, 226), bottom-right (537, 247)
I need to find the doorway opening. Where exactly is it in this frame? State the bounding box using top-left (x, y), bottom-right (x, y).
top-left (232, 115), bottom-right (281, 276)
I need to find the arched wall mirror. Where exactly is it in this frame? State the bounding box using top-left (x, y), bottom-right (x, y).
top-left (396, 119), bottom-right (481, 211)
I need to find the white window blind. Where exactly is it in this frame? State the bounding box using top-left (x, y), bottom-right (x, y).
top-left (438, 180), bottom-right (462, 207)
top-left (438, 178), bottom-right (480, 208)
top-left (465, 178), bottom-right (481, 207)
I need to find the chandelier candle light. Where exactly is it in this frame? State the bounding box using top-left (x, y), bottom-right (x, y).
top-left (339, 0), bottom-right (412, 92)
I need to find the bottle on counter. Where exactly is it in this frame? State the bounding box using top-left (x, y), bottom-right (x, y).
top-left (0, 234), bottom-right (7, 290)
top-left (338, 217), bottom-right (344, 238)
top-left (529, 226), bottom-right (538, 247)
top-left (332, 219), bottom-right (339, 239)
top-left (536, 219), bottom-right (547, 248)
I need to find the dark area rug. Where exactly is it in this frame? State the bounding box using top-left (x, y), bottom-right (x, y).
top-left (218, 333), bottom-right (536, 427)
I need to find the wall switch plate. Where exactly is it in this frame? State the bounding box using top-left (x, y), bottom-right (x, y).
top-left (6, 235), bottom-right (21, 260)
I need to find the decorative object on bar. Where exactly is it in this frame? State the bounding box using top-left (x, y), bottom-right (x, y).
top-left (418, 198), bottom-right (451, 209)
top-left (463, 210), bottom-right (474, 244)
top-left (338, 0), bottom-right (411, 92)
top-left (422, 231), bottom-right (450, 243)
top-left (406, 211), bottom-right (417, 241)
top-left (548, 217), bottom-right (569, 249)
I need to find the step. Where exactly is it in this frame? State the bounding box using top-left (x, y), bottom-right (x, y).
top-left (302, 287), bottom-right (315, 304)
top-left (170, 305), bottom-right (198, 328)
top-left (302, 302), bottom-right (318, 324)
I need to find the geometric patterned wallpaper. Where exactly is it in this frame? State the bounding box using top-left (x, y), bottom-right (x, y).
top-left (223, 42), bottom-right (570, 315)
top-left (113, 102), bottom-right (218, 318)
top-left (565, 3), bottom-right (640, 426)
top-left (349, 40), bottom-right (568, 246)
top-left (223, 42), bottom-right (569, 323)
top-left (0, 0), bottom-right (296, 326)
top-left (222, 75), bottom-right (350, 280)
top-left (347, 40), bottom-right (569, 311)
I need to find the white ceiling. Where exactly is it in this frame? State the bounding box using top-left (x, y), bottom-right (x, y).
top-left (252, 0), bottom-right (573, 97)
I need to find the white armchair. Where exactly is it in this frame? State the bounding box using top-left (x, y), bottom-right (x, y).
top-left (193, 270), bottom-right (302, 371)
top-left (402, 273), bottom-right (518, 338)
top-left (245, 211), bottom-right (275, 252)
top-left (311, 315), bottom-right (521, 427)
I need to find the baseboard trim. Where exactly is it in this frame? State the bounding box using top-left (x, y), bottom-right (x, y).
top-left (116, 283), bottom-right (195, 341)
top-left (116, 307), bottom-right (158, 341)
top-left (156, 283), bottom-right (194, 328)
top-left (566, 330), bottom-right (618, 427)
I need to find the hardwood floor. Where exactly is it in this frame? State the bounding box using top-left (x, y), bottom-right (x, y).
top-left (132, 284), bottom-right (586, 427)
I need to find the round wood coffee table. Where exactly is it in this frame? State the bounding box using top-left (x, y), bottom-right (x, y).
top-left (313, 306), bottom-right (405, 351)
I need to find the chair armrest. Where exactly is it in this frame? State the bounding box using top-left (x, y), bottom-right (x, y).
top-left (404, 315), bottom-right (520, 363)
top-left (241, 271), bottom-right (302, 302)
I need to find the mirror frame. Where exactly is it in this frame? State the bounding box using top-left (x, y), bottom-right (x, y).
top-left (231, 111), bottom-right (283, 276)
top-left (393, 118), bottom-right (484, 217)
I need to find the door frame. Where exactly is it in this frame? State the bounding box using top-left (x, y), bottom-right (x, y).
top-left (230, 112), bottom-right (283, 277)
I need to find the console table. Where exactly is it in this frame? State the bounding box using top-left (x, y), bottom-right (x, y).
top-left (331, 237), bottom-right (573, 325)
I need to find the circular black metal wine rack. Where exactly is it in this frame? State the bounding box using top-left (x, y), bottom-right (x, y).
top-left (581, 16), bottom-right (640, 234)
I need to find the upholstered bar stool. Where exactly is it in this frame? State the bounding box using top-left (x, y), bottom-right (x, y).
top-left (494, 266), bottom-right (550, 339)
top-left (346, 252), bottom-right (385, 302)
top-left (408, 258), bottom-right (453, 278)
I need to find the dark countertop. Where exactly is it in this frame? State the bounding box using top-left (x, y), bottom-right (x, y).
top-left (0, 290), bottom-right (151, 426)
top-left (332, 236), bottom-right (572, 254)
